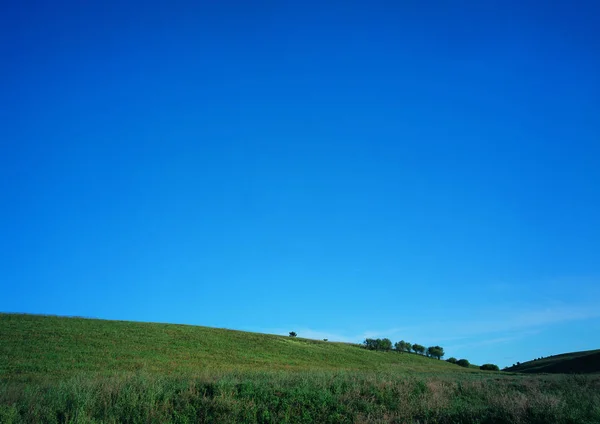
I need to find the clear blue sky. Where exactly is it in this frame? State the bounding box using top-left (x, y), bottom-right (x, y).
top-left (1, 1), bottom-right (599, 368)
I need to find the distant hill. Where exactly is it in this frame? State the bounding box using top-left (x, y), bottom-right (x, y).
top-left (504, 349), bottom-right (600, 374)
top-left (0, 313), bottom-right (476, 382)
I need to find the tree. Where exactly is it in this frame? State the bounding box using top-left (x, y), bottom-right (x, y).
top-left (364, 338), bottom-right (393, 351)
top-left (364, 338), bottom-right (378, 350)
top-left (380, 338), bottom-right (393, 351)
top-left (446, 357), bottom-right (457, 364)
top-left (394, 340), bottom-right (412, 352)
top-left (436, 346), bottom-right (445, 359)
top-left (289, 331), bottom-right (297, 337)
top-left (426, 346), bottom-right (445, 360)
top-left (480, 364), bottom-right (500, 371)
top-left (412, 344), bottom-right (425, 355)
top-left (456, 359), bottom-right (470, 368)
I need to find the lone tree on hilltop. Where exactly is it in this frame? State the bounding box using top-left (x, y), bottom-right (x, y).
top-left (289, 331), bottom-right (297, 337)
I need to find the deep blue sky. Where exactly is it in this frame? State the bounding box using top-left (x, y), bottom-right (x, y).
top-left (1, 1), bottom-right (599, 367)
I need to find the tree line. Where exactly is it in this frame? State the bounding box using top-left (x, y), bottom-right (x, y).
top-left (362, 338), bottom-right (499, 371)
top-left (288, 332), bottom-right (499, 371)
top-left (363, 338), bottom-right (444, 360)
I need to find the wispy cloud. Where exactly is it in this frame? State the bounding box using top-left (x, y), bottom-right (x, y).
top-left (246, 303), bottom-right (600, 353)
top-left (444, 331), bottom-right (539, 353)
top-left (485, 276), bottom-right (600, 300)
top-left (380, 303), bottom-right (600, 343)
top-left (444, 304), bottom-right (600, 338)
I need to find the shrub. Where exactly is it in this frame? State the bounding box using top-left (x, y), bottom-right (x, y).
top-left (457, 359), bottom-right (470, 368)
top-left (446, 357), bottom-right (457, 364)
top-left (289, 332), bottom-right (297, 337)
top-left (480, 364), bottom-right (500, 371)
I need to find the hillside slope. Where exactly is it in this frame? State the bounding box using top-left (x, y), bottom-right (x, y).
top-left (504, 349), bottom-right (600, 374)
top-left (4, 314), bottom-right (600, 423)
top-left (0, 313), bottom-right (473, 382)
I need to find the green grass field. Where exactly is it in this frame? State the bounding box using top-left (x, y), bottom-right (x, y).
top-left (0, 313), bottom-right (474, 381)
top-left (1, 313), bottom-right (599, 423)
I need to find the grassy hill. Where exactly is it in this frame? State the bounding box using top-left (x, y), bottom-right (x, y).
top-left (0, 313), bottom-right (470, 382)
top-left (2, 313), bottom-right (599, 423)
top-left (504, 349), bottom-right (600, 374)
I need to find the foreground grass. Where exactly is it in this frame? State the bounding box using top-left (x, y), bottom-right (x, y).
top-left (2, 371), bottom-right (599, 423)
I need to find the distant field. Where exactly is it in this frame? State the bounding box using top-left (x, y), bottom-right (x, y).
top-left (504, 349), bottom-right (600, 374)
top-left (0, 313), bottom-right (473, 381)
top-left (1, 313), bottom-right (599, 423)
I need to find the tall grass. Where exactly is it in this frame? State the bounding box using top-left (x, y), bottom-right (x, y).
top-left (1, 371), bottom-right (599, 423)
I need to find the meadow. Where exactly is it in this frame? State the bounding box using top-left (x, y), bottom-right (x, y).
top-left (1, 313), bottom-right (599, 423)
